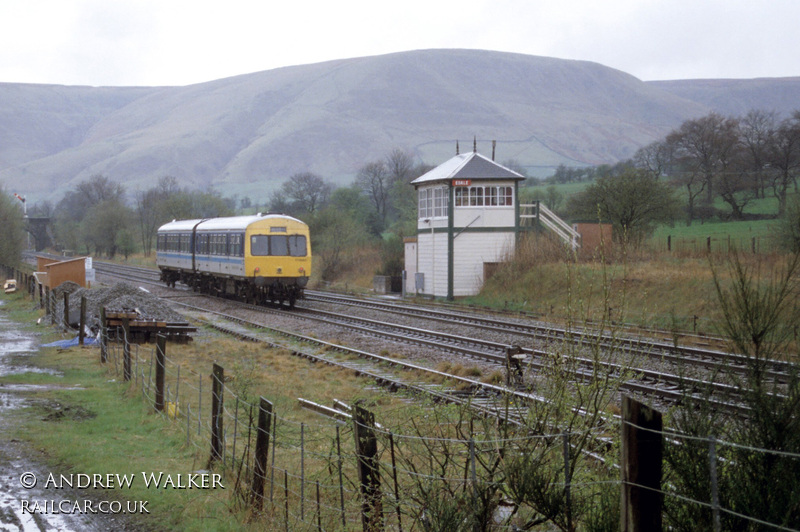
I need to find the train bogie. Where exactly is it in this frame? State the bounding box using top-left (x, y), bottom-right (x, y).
top-left (156, 214), bottom-right (311, 308)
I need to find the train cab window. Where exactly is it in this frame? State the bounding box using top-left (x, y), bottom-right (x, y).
top-left (289, 235), bottom-right (307, 256)
top-left (270, 235), bottom-right (289, 256)
top-left (251, 234), bottom-right (306, 256)
top-left (251, 235), bottom-right (269, 256)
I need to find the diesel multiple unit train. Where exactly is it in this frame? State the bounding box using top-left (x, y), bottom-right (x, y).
top-left (156, 214), bottom-right (311, 308)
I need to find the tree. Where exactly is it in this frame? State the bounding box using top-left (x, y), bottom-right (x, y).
top-left (309, 205), bottom-right (373, 281)
top-left (279, 172), bottom-right (332, 215)
top-left (385, 148), bottom-right (416, 185)
top-left (665, 113), bottom-right (741, 222)
top-left (768, 111), bottom-right (800, 215)
top-left (776, 194), bottom-right (800, 252)
top-left (53, 175), bottom-right (127, 253)
top-left (0, 189), bottom-right (26, 266)
top-left (567, 168), bottom-right (681, 246)
top-left (355, 161), bottom-right (391, 230)
top-left (76, 174), bottom-right (125, 205)
top-left (739, 109), bottom-right (778, 199)
top-left (134, 187), bottom-right (161, 257)
top-left (633, 140), bottom-right (674, 179)
top-left (82, 198), bottom-right (133, 258)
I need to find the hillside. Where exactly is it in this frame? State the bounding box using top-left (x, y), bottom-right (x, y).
top-left (1, 49), bottom-right (798, 204)
top-left (648, 77), bottom-right (800, 118)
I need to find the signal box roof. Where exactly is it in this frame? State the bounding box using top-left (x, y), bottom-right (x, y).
top-left (410, 151), bottom-right (524, 186)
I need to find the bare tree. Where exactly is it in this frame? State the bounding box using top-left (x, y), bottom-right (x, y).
top-left (76, 174), bottom-right (125, 205)
top-left (665, 113), bottom-right (742, 222)
top-left (280, 172), bottom-right (332, 214)
top-left (769, 111), bottom-right (800, 215)
top-left (356, 161), bottom-right (391, 227)
top-left (739, 109), bottom-right (778, 199)
top-left (385, 148), bottom-right (416, 185)
top-left (633, 140), bottom-right (674, 179)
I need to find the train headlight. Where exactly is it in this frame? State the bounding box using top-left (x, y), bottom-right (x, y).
top-left (254, 267), bottom-right (260, 273)
top-left (298, 267), bottom-right (305, 274)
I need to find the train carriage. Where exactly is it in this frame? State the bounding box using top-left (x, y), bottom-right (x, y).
top-left (156, 214), bottom-right (311, 308)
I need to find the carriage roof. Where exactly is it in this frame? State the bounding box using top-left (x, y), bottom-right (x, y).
top-left (158, 214), bottom-right (306, 233)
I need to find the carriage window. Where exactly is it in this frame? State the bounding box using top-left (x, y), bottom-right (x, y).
top-left (197, 234), bottom-right (209, 254)
top-left (229, 233), bottom-right (243, 257)
top-left (289, 235), bottom-right (307, 257)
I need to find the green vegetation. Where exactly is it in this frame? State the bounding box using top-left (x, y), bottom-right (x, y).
top-left (0, 186), bottom-right (26, 267)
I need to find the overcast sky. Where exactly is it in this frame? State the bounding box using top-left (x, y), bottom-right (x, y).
top-left (1, 0), bottom-right (798, 87)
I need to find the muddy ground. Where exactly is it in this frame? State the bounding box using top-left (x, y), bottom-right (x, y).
top-left (0, 300), bottom-right (149, 531)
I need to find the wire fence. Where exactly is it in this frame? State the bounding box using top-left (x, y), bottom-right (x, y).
top-left (97, 326), bottom-right (800, 532)
top-left (623, 418), bottom-right (800, 532)
top-left (650, 234), bottom-right (781, 255)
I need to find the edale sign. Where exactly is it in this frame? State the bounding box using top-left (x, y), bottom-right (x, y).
top-left (452, 179), bottom-right (471, 187)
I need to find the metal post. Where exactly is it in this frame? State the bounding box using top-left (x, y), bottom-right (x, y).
top-left (709, 436), bottom-right (721, 532)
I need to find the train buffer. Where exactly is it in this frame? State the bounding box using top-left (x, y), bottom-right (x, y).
top-left (103, 309), bottom-right (197, 344)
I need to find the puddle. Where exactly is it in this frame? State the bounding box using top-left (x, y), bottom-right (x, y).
top-left (0, 306), bottom-right (59, 379)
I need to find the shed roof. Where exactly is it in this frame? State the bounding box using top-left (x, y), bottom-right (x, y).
top-left (410, 151), bottom-right (525, 186)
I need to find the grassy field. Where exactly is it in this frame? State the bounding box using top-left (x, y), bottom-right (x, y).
top-left (0, 292), bottom-right (437, 531)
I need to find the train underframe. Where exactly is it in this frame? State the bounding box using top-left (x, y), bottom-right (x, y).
top-left (160, 269), bottom-right (304, 309)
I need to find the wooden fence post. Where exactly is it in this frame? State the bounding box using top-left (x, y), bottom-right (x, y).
top-left (354, 403), bottom-right (383, 532)
top-left (155, 334), bottom-right (166, 411)
top-left (210, 363), bottom-right (224, 464)
top-left (621, 396), bottom-right (663, 532)
top-left (100, 307), bottom-right (108, 363)
top-left (252, 397), bottom-right (273, 510)
top-left (63, 292), bottom-right (69, 329)
top-left (122, 317), bottom-right (131, 381)
top-left (78, 296), bottom-right (87, 346)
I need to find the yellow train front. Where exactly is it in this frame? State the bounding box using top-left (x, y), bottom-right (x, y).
top-left (156, 214), bottom-right (311, 308)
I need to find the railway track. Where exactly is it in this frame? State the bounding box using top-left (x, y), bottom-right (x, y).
top-left (89, 260), bottom-right (772, 417)
top-left (303, 290), bottom-right (795, 382)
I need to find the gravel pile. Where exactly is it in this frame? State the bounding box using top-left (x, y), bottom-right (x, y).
top-left (52, 282), bottom-right (186, 332)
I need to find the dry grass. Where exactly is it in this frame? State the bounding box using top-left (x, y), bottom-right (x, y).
top-left (474, 234), bottom-right (800, 336)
